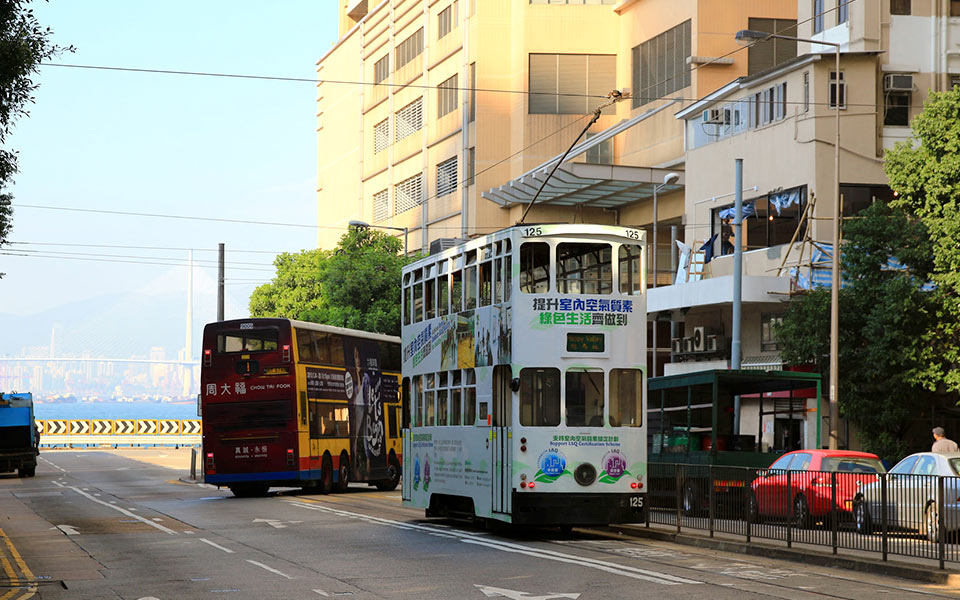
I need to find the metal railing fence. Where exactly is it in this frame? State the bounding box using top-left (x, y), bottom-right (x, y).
top-left (646, 463), bottom-right (960, 569)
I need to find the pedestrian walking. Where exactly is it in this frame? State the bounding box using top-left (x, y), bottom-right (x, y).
top-left (932, 426), bottom-right (959, 453)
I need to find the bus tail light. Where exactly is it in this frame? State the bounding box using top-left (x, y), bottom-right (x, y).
top-left (286, 448), bottom-right (295, 466)
top-left (203, 349), bottom-right (212, 367)
top-left (205, 452), bottom-right (215, 474)
top-left (282, 344), bottom-right (291, 363)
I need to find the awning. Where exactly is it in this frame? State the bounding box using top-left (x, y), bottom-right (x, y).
top-left (481, 99), bottom-right (686, 209)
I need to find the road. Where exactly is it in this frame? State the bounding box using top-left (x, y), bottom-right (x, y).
top-left (0, 451), bottom-right (957, 600)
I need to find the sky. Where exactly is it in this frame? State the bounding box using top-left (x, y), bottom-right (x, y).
top-left (1, 2), bottom-right (341, 355)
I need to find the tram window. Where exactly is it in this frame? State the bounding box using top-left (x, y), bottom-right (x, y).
top-left (451, 388), bottom-right (462, 426)
top-left (437, 390), bottom-right (448, 426)
top-left (504, 254), bottom-right (512, 301)
top-left (480, 261), bottom-right (492, 306)
top-left (465, 265), bottom-right (478, 309)
top-left (403, 274), bottom-right (411, 325)
top-left (438, 274), bottom-right (449, 316)
top-left (619, 244), bottom-right (644, 295)
top-left (520, 242), bottom-right (550, 293)
top-left (401, 377), bottom-right (410, 429)
top-left (519, 368), bottom-right (561, 426)
top-left (451, 270), bottom-right (463, 312)
top-left (425, 277), bottom-right (436, 320)
top-left (565, 369), bottom-right (604, 427)
top-left (494, 258), bottom-right (503, 303)
top-left (557, 243), bottom-right (612, 295)
top-left (413, 282), bottom-right (424, 322)
top-left (610, 369), bottom-right (642, 427)
top-left (464, 368), bottom-right (476, 425)
top-left (412, 375), bottom-right (422, 427)
top-left (425, 391), bottom-right (435, 426)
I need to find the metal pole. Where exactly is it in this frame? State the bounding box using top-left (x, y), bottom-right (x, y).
top-left (404, 227), bottom-right (409, 257)
top-left (829, 45), bottom-right (841, 450)
top-left (670, 226), bottom-right (678, 351)
top-left (217, 243), bottom-right (225, 321)
top-left (732, 159), bottom-right (743, 435)
top-left (652, 185), bottom-right (659, 380)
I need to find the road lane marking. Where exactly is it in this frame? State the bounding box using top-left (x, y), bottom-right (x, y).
top-left (64, 486), bottom-right (178, 535)
top-left (246, 559), bottom-right (292, 579)
top-left (286, 501), bottom-right (700, 586)
top-left (199, 538), bottom-right (234, 554)
top-left (55, 525), bottom-right (80, 536)
top-left (476, 586), bottom-right (580, 599)
top-left (38, 457), bottom-right (66, 472)
top-left (313, 591), bottom-right (330, 597)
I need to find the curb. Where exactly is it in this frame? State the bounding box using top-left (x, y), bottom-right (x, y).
top-left (606, 524), bottom-right (960, 586)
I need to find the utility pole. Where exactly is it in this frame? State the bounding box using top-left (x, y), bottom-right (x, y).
top-left (217, 243), bottom-right (225, 321)
top-left (732, 158), bottom-right (743, 435)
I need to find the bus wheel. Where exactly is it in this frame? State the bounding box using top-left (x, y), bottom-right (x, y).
top-left (320, 455), bottom-right (333, 494)
top-left (376, 457), bottom-right (401, 491)
top-left (18, 467), bottom-right (35, 478)
top-left (230, 484), bottom-right (268, 498)
top-left (336, 453), bottom-right (350, 493)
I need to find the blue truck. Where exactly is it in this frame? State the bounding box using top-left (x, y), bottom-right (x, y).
top-left (0, 392), bottom-right (39, 477)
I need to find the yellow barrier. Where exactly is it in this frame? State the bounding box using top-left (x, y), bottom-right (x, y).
top-left (37, 419), bottom-right (201, 437)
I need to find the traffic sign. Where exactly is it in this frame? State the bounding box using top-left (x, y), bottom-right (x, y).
top-left (70, 420), bottom-right (90, 435)
top-left (35, 420), bottom-right (44, 435)
top-left (115, 420), bottom-right (136, 435)
top-left (181, 420), bottom-right (201, 435)
top-left (158, 420), bottom-right (179, 435)
top-left (137, 420), bottom-right (158, 435)
top-left (91, 420), bottom-right (112, 435)
top-left (46, 420), bottom-right (68, 435)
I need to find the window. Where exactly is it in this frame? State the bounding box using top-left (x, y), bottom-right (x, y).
top-left (761, 313), bottom-right (783, 352)
top-left (556, 242), bottom-right (612, 294)
top-left (373, 119), bottom-right (389, 154)
top-left (374, 55), bottom-right (389, 84)
top-left (914, 455), bottom-right (938, 475)
top-left (309, 403), bottom-right (350, 438)
top-left (412, 276), bottom-right (423, 323)
top-left (412, 376), bottom-right (422, 427)
top-left (821, 457), bottom-right (885, 473)
top-left (890, 0), bottom-right (910, 14)
top-left (837, 0), bottom-right (849, 24)
top-left (438, 267), bottom-right (449, 317)
top-left (618, 244), bottom-right (644, 295)
top-left (813, 0), bottom-right (825, 33)
top-left (451, 269), bottom-right (463, 312)
top-left (790, 453), bottom-right (813, 471)
top-left (216, 328), bottom-right (278, 354)
top-left (437, 156), bottom-right (458, 197)
top-left (884, 91), bottom-right (910, 126)
top-left (519, 368), bottom-right (560, 426)
top-left (631, 20), bottom-right (691, 108)
top-left (829, 71), bottom-right (846, 109)
top-left (504, 250), bottom-right (512, 302)
top-left (395, 98), bottom-right (423, 142)
top-left (395, 173), bottom-right (423, 214)
top-left (889, 455), bottom-right (918, 474)
top-left (750, 83), bottom-right (788, 127)
top-left (438, 74), bottom-right (458, 117)
top-left (609, 369), bottom-right (642, 427)
top-left (952, 75), bottom-right (960, 90)
top-left (519, 242), bottom-right (550, 293)
top-left (373, 189), bottom-right (389, 222)
top-left (747, 18), bottom-right (797, 76)
top-left (737, 186), bottom-right (806, 250)
top-left (466, 147), bottom-right (475, 186)
top-left (395, 28), bottom-right (424, 70)
top-left (425, 276), bottom-right (436, 320)
top-left (803, 71), bottom-right (810, 112)
top-left (953, 0), bottom-right (960, 17)
top-left (403, 274), bottom-right (411, 325)
top-left (464, 263), bottom-right (477, 310)
top-left (463, 369), bottom-right (476, 425)
top-left (584, 132), bottom-right (613, 164)
top-left (565, 369), bottom-right (603, 427)
top-left (469, 63), bottom-right (476, 122)
top-left (438, 1), bottom-right (457, 39)
top-left (529, 53), bottom-right (616, 114)
top-left (479, 260), bottom-right (492, 306)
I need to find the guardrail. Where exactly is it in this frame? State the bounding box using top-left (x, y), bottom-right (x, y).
top-left (647, 463), bottom-right (960, 569)
top-left (35, 419), bottom-right (201, 447)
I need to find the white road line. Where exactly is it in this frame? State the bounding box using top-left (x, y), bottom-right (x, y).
top-left (246, 559), bottom-right (293, 579)
top-left (286, 501), bottom-right (700, 586)
top-left (313, 591), bottom-right (330, 597)
top-left (199, 538), bottom-right (234, 554)
top-left (39, 457), bottom-right (66, 472)
top-left (66, 486), bottom-right (178, 535)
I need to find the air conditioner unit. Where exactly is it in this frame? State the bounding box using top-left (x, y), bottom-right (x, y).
top-left (706, 334), bottom-right (719, 352)
top-left (884, 73), bottom-right (913, 92)
top-left (693, 327), bottom-right (706, 352)
top-left (671, 338), bottom-right (683, 354)
top-left (682, 337), bottom-right (694, 353)
top-left (702, 107), bottom-right (730, 125)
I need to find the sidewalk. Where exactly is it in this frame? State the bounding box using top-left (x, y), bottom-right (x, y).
top-left (608, 520), bottom-right (960, 586)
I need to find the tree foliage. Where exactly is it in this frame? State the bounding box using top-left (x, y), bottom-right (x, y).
top-left (884, 86), bottom-right (960, 392)
top-left (249, 228), bottom-right (408, 336)
top-left (0, 0), bottom-right (72, 274)
top-left (776, 203), bottom-right (935, 460)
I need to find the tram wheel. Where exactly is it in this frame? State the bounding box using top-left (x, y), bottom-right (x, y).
top-left (336, 453), bottom-right (350, 492)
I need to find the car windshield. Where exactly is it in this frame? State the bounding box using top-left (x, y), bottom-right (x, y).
top-left (949, 458), bottom-right (960, 476)
top-left (820, 457), bottom-right (885, 474)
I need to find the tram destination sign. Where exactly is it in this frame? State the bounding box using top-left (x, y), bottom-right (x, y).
top-left (566, 333), bottom-right (605, 352)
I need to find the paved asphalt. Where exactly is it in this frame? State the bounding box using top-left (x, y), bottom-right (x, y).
top-left (0, 451), bottom-right (958, 600)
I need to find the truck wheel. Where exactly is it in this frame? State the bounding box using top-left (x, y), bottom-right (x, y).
top-left (18, 467), bottom-right (36, 478)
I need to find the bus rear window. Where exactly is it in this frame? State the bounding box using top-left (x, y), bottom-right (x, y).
top-left (217, 328), bottom-right (279, 354)
top-left (204, 399), bottom-right (292, 430)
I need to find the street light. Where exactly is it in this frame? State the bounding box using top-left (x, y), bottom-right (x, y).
top-left (736, 29), bottom-right (842, 450)
top-left (651, 171), bottom-right (681, 379)
top-left (348, 220), bottom-right (409, 257)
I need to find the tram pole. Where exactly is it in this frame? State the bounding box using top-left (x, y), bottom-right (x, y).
top-left (217, 242), bottom-right (225, 321)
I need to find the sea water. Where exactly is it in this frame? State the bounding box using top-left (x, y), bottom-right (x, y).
top-left (33, 402), bottom-right (199, 421)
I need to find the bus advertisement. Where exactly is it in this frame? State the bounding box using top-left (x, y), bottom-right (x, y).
top-left (200, 318), bottom-right (402, 497)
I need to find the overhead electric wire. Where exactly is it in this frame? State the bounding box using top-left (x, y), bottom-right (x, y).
top-left (0, 251), bottom-right (276, 272)
top-left (7, 247), bottom-right (275, 267)
top-left (7, 241), bottom-right (290, 254)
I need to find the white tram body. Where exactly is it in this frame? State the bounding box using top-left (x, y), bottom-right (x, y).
top-left (401, 224), bottom-right (647, 526)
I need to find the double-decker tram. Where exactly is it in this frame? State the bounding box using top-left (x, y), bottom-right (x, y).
top-left (401, 224), bottom-right (648, 526)
top-left (200, 318), bottom-right (402, 497)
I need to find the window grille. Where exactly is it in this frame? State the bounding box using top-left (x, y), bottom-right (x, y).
top-left (631, 20), bottom-right (691, 108)
top-left (436, 157), bottom-right (458, 197)
top-left (374, 55), bottom-right (389, 84)
top-left (373, 119), bottom-right (389, 154)
top-left (890, 0), bottom-right (910, 14)
top-left (746, 18), bottom-right (797, 76)
top-left (529, 53), bottom-right (616, 114)
top-left (395, 98), bottom-right (423, 142)
top-left (373, 189), bottom-right (390, 222)
top-left (438, 2), bottom-right (457, 39)
top-left (395, 28), bottom-right (424, 70)
top-left (438, 74), bottom-right (458, 118)
top-left (395, 174), bottom-right (423, 214)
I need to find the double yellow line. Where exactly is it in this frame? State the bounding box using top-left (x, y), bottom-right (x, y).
top-left (0, 528), bottom-right (36, 600)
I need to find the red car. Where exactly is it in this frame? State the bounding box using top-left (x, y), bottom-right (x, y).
top-left (748, 449), bottom-right (885, 527)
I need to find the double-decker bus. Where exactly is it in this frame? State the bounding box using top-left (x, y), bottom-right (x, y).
top-left (200, 318), bottom-right (402, 497)
top-left (401, 224), bottom-right (648, 526)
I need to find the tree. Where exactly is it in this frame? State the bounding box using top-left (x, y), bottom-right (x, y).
top-left (0, 1), bottom-right (71, 274)
top-left (776, 202), bottom-right (935, 460)
top-left (249, 228), bottom-right (408, 336)
top-left (884, 86), bottom-right (960, 393)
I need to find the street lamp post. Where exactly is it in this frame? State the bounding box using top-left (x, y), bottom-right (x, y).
top-left (348, 219), bottom-right (409, 257)
top-left (651, 172), bottom-right (681, 379)
top-left (736, 29), bottom-right (842, 449)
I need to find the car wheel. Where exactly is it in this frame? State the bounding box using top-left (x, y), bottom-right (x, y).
top-left (854, 499), bottom-right (873, 534)
top-left (922, 503), bottom-right (939, 543)
top-left (793, 494), bottom-right (811, 529)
